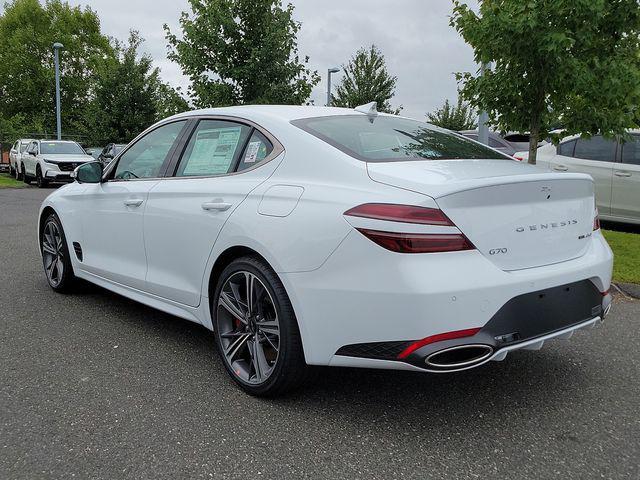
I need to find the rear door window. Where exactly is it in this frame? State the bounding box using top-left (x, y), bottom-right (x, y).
top-left (573, 136), bottom-right (616, 162)
top-left (620, 135), bottom-right (640, 166)
top-left (175, 120), bottom-right (252, 177)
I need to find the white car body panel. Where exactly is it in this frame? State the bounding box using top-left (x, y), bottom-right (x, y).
top-left (39, 106), bottom-right (614, 372)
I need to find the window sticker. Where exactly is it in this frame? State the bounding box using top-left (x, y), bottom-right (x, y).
top-left (183, 127), bottom-right (242, 175)
top-left (244, 141), bottom-right (262, 163)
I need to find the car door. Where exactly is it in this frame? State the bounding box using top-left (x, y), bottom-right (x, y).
top-left (10, 141), bottom-right (18, 166)
top-left (76, 120), bottom-right (189, 290)
top-left (611, 134), bottom-right (640, 221)
top-left (549, 136), bottom-right (615, 215)
top-left (24, 141), bottom-right (38, 175)
top-left (143, 118), bottom-right (283, 307)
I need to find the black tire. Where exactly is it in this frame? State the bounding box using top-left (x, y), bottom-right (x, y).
top-left (40, 212), bottom-right (76, 293)
top-left (212, 255), bottom-right (307, 397)
top-left (9, 164), bottom-right (15, 177)
top-left (16, 164), bottom-right (23, 181)
top-left (21, 164), bottom-right (30, 184)
top-left (36, 166), bottom-right (49, 188)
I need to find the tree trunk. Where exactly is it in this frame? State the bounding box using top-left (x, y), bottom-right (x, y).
top-left (528, 126), bottom-right (539, 165)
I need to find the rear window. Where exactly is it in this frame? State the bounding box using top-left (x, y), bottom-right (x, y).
top-left (40, 142), bottom-right (85, 155)
top-left (292, 115), bottom-right (511, 162)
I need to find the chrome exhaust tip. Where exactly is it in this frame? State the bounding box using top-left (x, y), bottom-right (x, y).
top-left (425, 344), bottom-right (494, 370)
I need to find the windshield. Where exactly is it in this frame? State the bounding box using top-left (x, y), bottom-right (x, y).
top-left (292, 115), bottom-right (512, 162)
top-left (19, 143), bottom-right (28, 153)
top-left (40, 142), bottom-right (85, 155)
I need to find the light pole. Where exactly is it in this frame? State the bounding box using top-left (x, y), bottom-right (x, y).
top-left (53, 42), bottom-right (64, 140)
top-left (326, 67), bottom-right (340, 106)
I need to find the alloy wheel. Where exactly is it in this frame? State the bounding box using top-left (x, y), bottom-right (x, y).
top-left (42, 221), bottom-right (64, 287)
top-left (217, 271), bottom-right (280, 385)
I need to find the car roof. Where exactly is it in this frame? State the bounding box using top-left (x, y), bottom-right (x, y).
top-left (169, 105), bottom-right (382, 123)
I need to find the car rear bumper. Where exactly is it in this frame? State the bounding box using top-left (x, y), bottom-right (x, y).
top-left (280, 229), bottom-right (613, 367)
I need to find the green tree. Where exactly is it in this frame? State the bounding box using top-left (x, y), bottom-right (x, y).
top-left (331, 45), bottom-right (401, 114)
top-left (451, 0), bottom-right (640, 164)
top-left (427, 98), bottom-right (477, 131)
top-left (0, 0), bottom-right (114, 140)
top-left (81, 32), bottom-right (189, 145)
top-left (164, 0), bottom-right (319, 107)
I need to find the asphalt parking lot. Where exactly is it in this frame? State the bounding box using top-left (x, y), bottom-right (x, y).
top-left (1, 187), bottom-right (639, 479)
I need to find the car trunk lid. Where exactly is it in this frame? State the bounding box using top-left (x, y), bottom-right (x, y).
top-left (367, 160), bottom-right (596, 271)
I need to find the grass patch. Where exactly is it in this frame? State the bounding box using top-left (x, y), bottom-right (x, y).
top-left (0, 172), bottom-right (27, 188)
top-left (602, 229), bottom-right (640, 284)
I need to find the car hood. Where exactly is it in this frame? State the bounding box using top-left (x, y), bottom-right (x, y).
top-left (41, 154), bottom-right (94, 163)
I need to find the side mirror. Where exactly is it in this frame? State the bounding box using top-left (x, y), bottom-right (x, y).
top-left (72, 161), bottom-right (103, 184)
top-left (29, 150), bottom-right (37, 156)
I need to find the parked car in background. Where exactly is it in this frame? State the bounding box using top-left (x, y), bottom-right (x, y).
top-left (22, 140), bottom-right (94, 188)
top-left (9, 139), bottom-right (33, 180)
top-left (460, 131), bottom-right (548, 157)
top-left (514, 133), bottom-right (640, 225)
top-left (97, 143), bottom-right (127, 165)
top-left (38, 105), bottom-right (612, 396)
top-left (85, 147), bottom-right (102, 160)
top-left (458, 130), bottom-right (518, 156)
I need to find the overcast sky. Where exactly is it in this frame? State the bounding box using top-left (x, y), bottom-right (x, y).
top-left (62, 0), bottom-right (480, 120)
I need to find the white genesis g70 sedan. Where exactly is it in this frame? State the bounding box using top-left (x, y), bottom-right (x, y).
top-left (38, 104), bottom-right (614, 396)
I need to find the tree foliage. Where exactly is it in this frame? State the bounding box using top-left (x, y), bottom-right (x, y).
top-left (451, 0), bottom-right (640, 163)
top-left (331, 45), bottom-right (401, 114)
top-left (0, 0), bottom-right (113, 139)
top-left (427, 98), bottom-right (477, 131)
top-left (164, 0), bottom-right (319, 107)
top-left (81, 32), bottom-right (189, 145)
top-left (0, 0), bottom-right (188, 147)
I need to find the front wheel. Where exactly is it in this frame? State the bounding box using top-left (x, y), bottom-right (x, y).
top-left (40, 213), bottom-right (76, 292)
top-left (212, 256), bottom-right (307, 397)
top-left (36, 166), bottom-right (49, 188)
top-left (21, 164), bottom-right (30, 184)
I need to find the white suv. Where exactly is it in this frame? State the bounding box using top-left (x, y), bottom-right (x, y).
top-left (517, 134), bottom-right (640, 225)
top-left (22, 140), bottom-right (94, 188)
top-left (9, 139), bottom-right (33, 180)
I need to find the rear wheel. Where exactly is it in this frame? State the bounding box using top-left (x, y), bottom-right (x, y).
top-left (36, 166), bottom-right (49, 188)
top-left (212, 256), bottom-right (307, 397)
top-left (40, 213), bottom-right (76, 292)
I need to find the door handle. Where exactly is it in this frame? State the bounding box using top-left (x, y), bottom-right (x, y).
top-left (614, 171), bottom-right (632, 177)
top-left (553, 165), bottom-right (568, 172)
top-left (123, 198), bottom-right (144, 207)
top-left (202, 202), bottom-right (232, 212)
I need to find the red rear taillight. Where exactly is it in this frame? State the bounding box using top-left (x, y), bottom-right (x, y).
top-left (397, 328), bottom-right (482, 359)
top-left (513, 155), bottom-right (525, 162)
top-left (356, 229), bottom-right (474, 253)
top-left (344, 203), bottom-right (455, 226)
top-left (593, 208), bottom-right (600, 231)
top-left (345, 203), bottom-right (475, 253)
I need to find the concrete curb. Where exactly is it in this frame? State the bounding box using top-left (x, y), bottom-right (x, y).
top-left (613, 282), bottom-right (640, 300)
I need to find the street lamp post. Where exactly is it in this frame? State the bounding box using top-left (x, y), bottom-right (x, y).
top-left (326, 67), bottom-right (340, 106)
top-left (53, 42), bottom-right (64, 140)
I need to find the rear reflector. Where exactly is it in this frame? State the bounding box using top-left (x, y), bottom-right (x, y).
top-left (397, 327), bottom-right (482, 359)
top-left (345, 203), bottom-right (455, 226)
top-left (356, 228), bottom-right (475, 253)
top-left (593, 209), bottom-right (600, 231)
